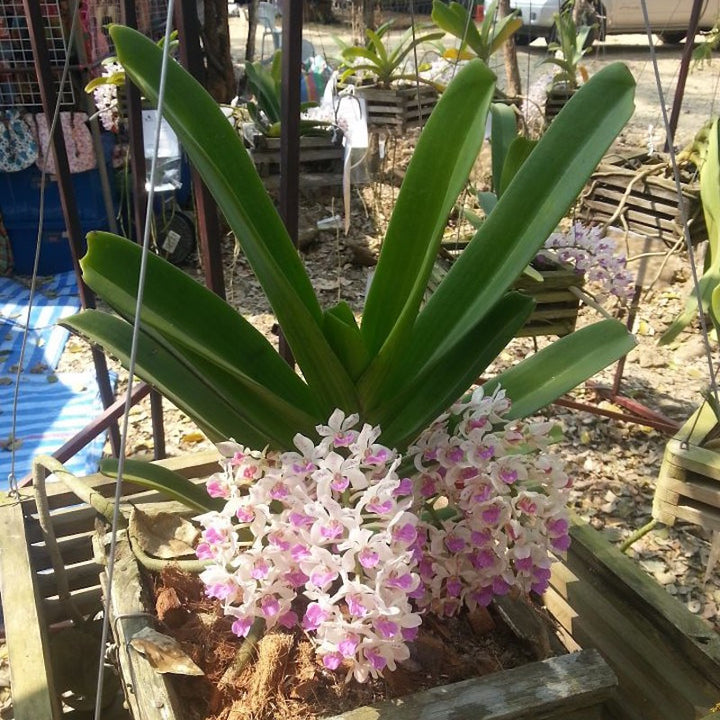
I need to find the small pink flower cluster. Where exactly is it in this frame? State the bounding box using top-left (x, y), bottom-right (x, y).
top-left (545, 221), bottom-right (636, 302)
top-left (196, 387), bottom-right (571, 682)
top-left (92, 61), bottom-right (123, 133)
top-left (196, 410), bottom-right (422, 683)
top-left (408, 387), bottom-right (571, 617)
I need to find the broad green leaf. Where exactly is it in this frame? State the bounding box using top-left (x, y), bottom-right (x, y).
top-left (499, 136), bottom-right (538, 196)
top-left (477, 192), bottom-right (498, 216)
top-left (110, 26), bottom-right (358, 413)
top-left (432, 1), bottom-right (484, 57)
top-left (245, 59), bottom-right (281, 123)
top-left (488, 16), bottom-right (523, 57)
top-left (394, 63), bottom-right (635, 391)
top-left (660, 118), bottom-right (720, 345)
top-left (361, 60), bottom-right (495, 358)
top-left (323, 304), bottom-right (370, 381)
top-left (63, 310), bottom-right (315, 448)
top-left (100, 458), bottom-right (224, 513)
top-left (376, 292), bottom-right (535, 449)
top-left (81, 232), bottom-right (315, 413)
top-left (490, 103), bottom-right (517, 194)
top-left (484, 319), bottom-right (636, 419)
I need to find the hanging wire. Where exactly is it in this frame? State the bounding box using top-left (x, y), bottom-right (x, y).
top-left (639, 0), bottom-right (720, 442)
top-left (6, 0), bottom-right (82, 496)
top-left (92, 2), bottom-right (177, 717)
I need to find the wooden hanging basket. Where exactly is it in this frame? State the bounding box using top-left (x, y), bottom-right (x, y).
top-left (244, 129), bottom-right (345, 189)
top-left (435, 248), bottom-right (584, 338)
top-left (3, 452), bottom-right (720, 720)
top-left (356, 84), bottom-right (438, 132)
top-left (545, 85), bottom-right (577, 122)
top-left (654, 402), bottom-right (720, 532)
top-left (578, 151), bottom-right (706, 246)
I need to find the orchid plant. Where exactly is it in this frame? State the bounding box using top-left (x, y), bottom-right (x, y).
top-left (63, 25), bottom-right (636, 683)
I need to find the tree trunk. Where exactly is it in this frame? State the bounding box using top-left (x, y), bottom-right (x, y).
top-left (200, 0), bottom-right (236, 102)
top-left (351, 0), bottom-right (375, 45)
top-left (498, 0), bottom-right (522, 98)
top-left (305, 0), bottom-right (335, 23)
top-left (246, 0), bottom-right (259, 62)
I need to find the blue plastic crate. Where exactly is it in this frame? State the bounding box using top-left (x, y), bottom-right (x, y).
top-left (0, 164), bottom-right (118, 226)
top-left (6, 212), bottom-right (110, 276)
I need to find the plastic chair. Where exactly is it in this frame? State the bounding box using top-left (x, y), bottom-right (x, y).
top-left (257, 2), bottom-right (281, 60)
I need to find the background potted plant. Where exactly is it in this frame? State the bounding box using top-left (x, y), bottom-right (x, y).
top-left (542, 8), bottom-right (593, 120)
top-left (337, 19), bottom-right (444, 129)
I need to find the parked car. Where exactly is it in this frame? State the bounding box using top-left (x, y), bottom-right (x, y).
top-left (510, 0), bottom-right (720, 44)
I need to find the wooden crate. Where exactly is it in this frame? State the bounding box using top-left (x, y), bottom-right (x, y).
top-left (4, 453), bottom-right (720, 720)
top-left (246, 132), bottom-right (344, 189)
top-left (545, 85), bottom-right (576, 122)
top-left (579, 152), bottom-right (706, 246)
top-left (654, 402), bottom-right (720, 531)
top-left (545, 517), bottom-right (720, 720)
top-left (357, 84), bottom-right (437, 131)
top-left (435, 249), bottom-right (584, 338)
top-left (0, 451), bottom-right (222, 720)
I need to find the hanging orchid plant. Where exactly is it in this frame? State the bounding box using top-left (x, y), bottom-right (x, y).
top-left (63, 25), bottom-right (636, 682)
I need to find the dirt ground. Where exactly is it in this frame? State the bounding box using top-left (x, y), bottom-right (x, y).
top-left (3, 14), bottom-right (720, 720)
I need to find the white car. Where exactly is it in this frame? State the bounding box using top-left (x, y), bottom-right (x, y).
top-left (509, 0), bottom-right (720, 44)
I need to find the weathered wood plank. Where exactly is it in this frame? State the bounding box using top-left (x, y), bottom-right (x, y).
top-left (323, 650), bottom-right (615, 720)
top-left (103, 538), bottom-right (185, 720)
top-left (0, 497), bottom-right (62, 720)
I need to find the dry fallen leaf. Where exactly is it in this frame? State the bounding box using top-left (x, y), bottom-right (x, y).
top-left (129, 507), bottom-right (200, 559)
top-left (130, 627), bottom-right (204, 675)
top-left (181, 431), bottom-right (205, 444)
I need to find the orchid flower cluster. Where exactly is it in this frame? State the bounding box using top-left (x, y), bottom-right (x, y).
top-left (196, 386), bottom-right (571, 683)
top-left (91, 60), bottom-right (123, 133)
top-left (545, 221), bottom-right (636, 303)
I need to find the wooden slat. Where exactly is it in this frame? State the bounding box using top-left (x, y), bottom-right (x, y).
top-left (30, 529), bottom-right (97, 570)
top-left (0, 498), bottom-right (62, 720)
top-left (42, 585), bottom-right (103, 626)
top-left (36, 557), bottom-right (103, 598)
top-left (104, 539), bottom-right (187, 720)
top-left (546, 518), bottom-right (720, 720)
top-left (324, 650), bottom-right (616, 720)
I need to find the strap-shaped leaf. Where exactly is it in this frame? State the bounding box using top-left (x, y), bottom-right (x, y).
top-left (483, 319), bottom-right (636, 419)
top-left (110, 25), bottom-right (358, 414)
top-left (660, 118), bottom-right (720, 345)
top-left (375, 292), bottom-right (534, 449)
top-left (63, 310), bottom-right (315, 448)
top-left (100, 458), bottom-right (224, 513)
top-left (323, 303), bottom-right (370, 381)
top-left (490, 102), bottom-right (517, 194)
top-left (432, 1), bottom-right (484, 55)
top-left (361, 59), bottom-right (495, 357)
top-left (81, 232), bottom-right (315, 413)
top-left (395, 63), bottom-right (635, 390)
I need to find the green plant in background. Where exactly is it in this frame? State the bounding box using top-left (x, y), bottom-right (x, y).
top-left (663, 118), bottom-right (720, 345)
top-left (338, 19), bottom-right (444, 87)
top-left (542, 8), bottom-right (593, 89)
top-left (242, 51), bottom-right (331, 137)
top-left (63, 26), bottom-right (636, 479)
top-left (431, 0), bottom-right (522, 64)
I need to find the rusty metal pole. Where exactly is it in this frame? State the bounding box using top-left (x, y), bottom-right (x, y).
top-left (175, 0), bottom-right (227, 299)
top-left (121, 0), bottom-right (166, 459)
top-left (23, 0), bottom-right (120, 454)
top-left (278, 2), bottom-right (302, 365)
top-left (665, 0), bottom-right (704, 149)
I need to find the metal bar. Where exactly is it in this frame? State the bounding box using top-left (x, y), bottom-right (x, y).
top-left (174, 0), bottom-right (226, 299)
top-left (23, 0), bottom-right (120, 454)
top-left (665, 0), bottom-right (704, 149)
top-left (17, 383), bottom-right (153, 487)
top-left (121, 0), bottom-right (166, 457)
top-left (552, 396), bottom-right (680, 435)
top-left (278, 2), bottom-right (302, 365)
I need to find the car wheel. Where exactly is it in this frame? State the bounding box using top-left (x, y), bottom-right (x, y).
top-left (658, 31), bottom-right (686, 44)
